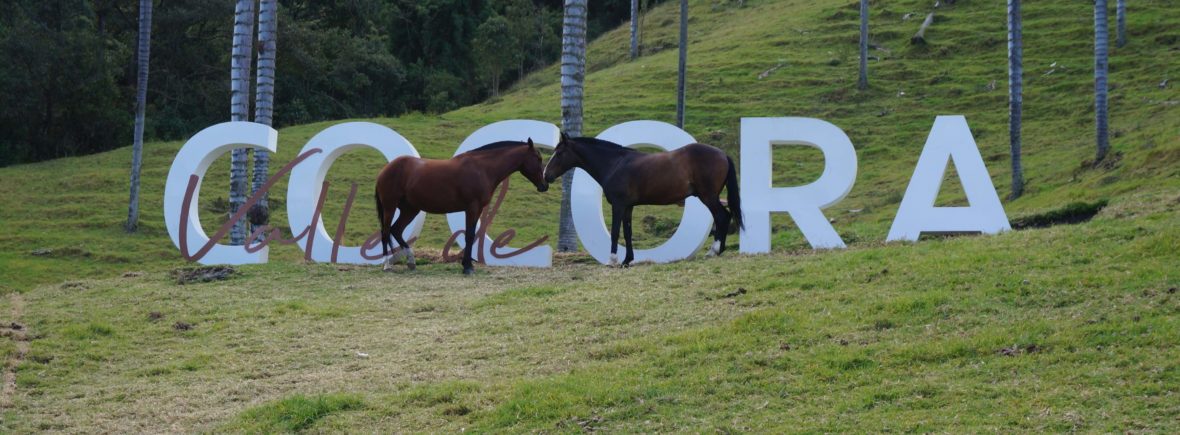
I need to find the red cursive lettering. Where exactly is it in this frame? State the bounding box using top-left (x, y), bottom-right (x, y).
top-left (180, 148), bottom-right (322, 261)
top-left (441, 178), bottom-right (548, 263)
top-left (180, 149), bottom-right (546, 264)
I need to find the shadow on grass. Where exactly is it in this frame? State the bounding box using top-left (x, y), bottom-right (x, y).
top-left (1011, 200), bottom-right (1109, 230)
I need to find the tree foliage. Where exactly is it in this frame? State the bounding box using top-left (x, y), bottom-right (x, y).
top-left (0, 0), bottom-right (649, 167)
top-left (0, 1), bottom-right (129, 166)
top-left (474, 15), bottom-right (519, 96)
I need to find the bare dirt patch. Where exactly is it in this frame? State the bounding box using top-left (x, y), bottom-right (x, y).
top-left (1, 293), bottom-right (29, 409)
top-left (171, 266), bottom-right (236, 285)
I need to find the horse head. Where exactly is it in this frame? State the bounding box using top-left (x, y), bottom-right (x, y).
top-left (544, 132), bottom-right (581, 184)
top-left (520, 138), bottom-right (548, 192)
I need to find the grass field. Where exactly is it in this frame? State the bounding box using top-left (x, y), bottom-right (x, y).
top-left (1, 0), bottom-right (1178, 431)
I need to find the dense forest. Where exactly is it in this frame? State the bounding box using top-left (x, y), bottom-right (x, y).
top-left (0, 0), bottom-right (652, 166)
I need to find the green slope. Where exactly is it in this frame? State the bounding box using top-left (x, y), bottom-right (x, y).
top-left (1, 0), bottom-right (1176, 290)
top-left (0, 0), bottom-right (1178, 431)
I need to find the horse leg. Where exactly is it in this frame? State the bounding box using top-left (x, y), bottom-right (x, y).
top-left (701, 196), bottom-right (731, 256)
top-left (462, 206), bottom-right (480, 275)
top-left (380, 200), bottom-right (403, 271)
top-left (609, 204), bottom-right (623, 266)
top-left (387, 207), bottom-right (418, 271)
top-left (377, 191), bottom-right (390, 257)
top-left (622, 206), bottom-right (635, 267)
top-left (379, 196), bottom-right (398, 256)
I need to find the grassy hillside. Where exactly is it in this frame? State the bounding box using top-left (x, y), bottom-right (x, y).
top-left (0, 0), bottom-right (1177, 431)
top-left (2, 0), bottom-right (1176, 291)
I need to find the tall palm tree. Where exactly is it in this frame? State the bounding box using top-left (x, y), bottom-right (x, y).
top-left (558, 0), bottom-right (587, 252)
top-left (1116, 0), bottom-right (1127, 48)
top-left (675, 0), bottom-right (687, 128)
top-left (858, 0), bottom-right (869, 90)
top-left (251, 0), bottom-right (277, 238)
top-left (125, 0), bottom-right (152, 233)
top-left (1095, 0), bottom-right (1110, 163)
top-left (1008, 0), bottom-right (1024, 199)
top-left (630, 0), bottom-right (639, 59)
top-left (229, 0), bottom-right (256, 245)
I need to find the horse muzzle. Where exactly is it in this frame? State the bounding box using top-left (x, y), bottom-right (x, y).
top-left (536, 182), bottom-right (549, 193)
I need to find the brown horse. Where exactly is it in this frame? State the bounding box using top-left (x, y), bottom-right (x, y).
top-left (375, 139), bottom-right (548, 275)
top-left (543, 133), bottom-right (742, 267)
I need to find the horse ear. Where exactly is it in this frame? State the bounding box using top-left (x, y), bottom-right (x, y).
top-left (527, 137), bottom-right (534, 148)
top-left (560, 131), bottom-right (570, 142)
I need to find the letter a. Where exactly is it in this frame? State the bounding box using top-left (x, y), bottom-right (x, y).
top-left (887, 116), bottom-right (1011, 241)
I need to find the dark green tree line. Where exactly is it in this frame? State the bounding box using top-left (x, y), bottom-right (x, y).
top-left (0, 0), bottom-right (647, 167)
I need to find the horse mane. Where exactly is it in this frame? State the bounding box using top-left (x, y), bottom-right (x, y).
top-left (470, 141), bottom-right (529, 153)
top-left (571, 137), bottom-right (642, 154)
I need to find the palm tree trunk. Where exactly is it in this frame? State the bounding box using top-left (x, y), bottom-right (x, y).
top-left (251, 0), bottom-right (277, 241)
top-left (229, 0), bottom-right (256, 245)
top-left (125, 0), bottom-right (152, 233)
top-left (675, 0), bottom-right (687, 128)
top-left (858, 0), bottom-right (869, 90)
top-left (630, 0), bottom-right (639, 59)
top-left (558, 0), bottom-right (587, 252)
top-left (1095, 0), bottom-right (1110, 163)
top-left (1008, 0), bottom-right (1024, 199)
top-left (1116, 0), bottom-right (1127, 48)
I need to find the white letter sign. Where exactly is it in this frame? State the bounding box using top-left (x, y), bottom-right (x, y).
top-left (739, 117), bottom-right (858, 252)
top-left (162, 115), bottom-right (1013, 267)
top-left (287, 122), bottom-right (425, 264)
top-left (164, 122), bottom-right (277, 265)
top-left (446, 120), bottom-right (557, 267)
top-left (571, 120), bottom-right (714, 264)
top-left (887, 116), bottom-right (1011, 241)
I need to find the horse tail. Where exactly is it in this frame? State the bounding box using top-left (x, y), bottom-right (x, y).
top-left (725, 156), bottom-right (744, 230)
top-left (376, 188), bottom-right (389, 256)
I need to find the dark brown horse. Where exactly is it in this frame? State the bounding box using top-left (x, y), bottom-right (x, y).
top-left (543, 133), bottom-right (742, 267)
top-left (375, 139), bottom-right (548, 275)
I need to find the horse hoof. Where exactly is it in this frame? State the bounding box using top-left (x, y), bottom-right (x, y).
top-left (463, 268), bottom-right (474, 276)
top-left (621, 263), bottom-right (631, 269)
top-left (406, 262), bottom-right (416, 271)
top-left (388, 251), bottom-right (405, 264)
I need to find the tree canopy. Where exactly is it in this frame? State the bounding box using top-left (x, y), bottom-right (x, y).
top-left (0, 0), bottom-right (653, 166)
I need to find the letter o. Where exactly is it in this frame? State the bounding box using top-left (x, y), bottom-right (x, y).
top-left (571, 120), bottom-right (713, 264)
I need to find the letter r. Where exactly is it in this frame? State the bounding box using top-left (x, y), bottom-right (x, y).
top-left (739, 117), bottom-right (858, 252)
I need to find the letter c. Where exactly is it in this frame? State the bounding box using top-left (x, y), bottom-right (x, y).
top-left (446, 120), bottom-right (556, 267)
top-left (164, 122), bottom-right (277, 265)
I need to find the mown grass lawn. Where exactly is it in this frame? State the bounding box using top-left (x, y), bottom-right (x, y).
top-left (1, 0), bottom-right (1178, 431)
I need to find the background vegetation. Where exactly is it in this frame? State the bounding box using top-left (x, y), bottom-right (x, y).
top-left (0, 0), bottom-right (659, 166)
